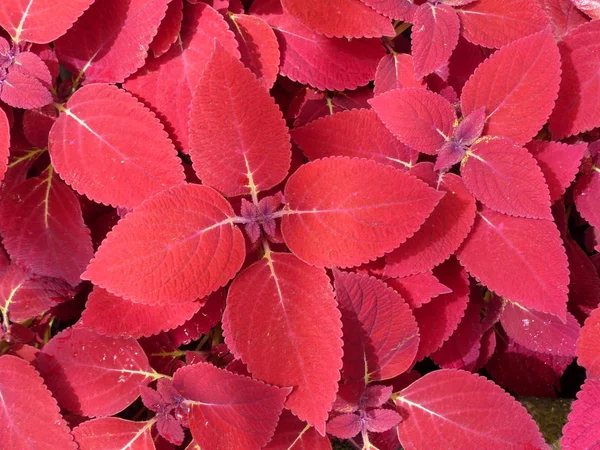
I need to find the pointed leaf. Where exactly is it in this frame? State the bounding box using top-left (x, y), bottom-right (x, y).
top-left (385, 271), bottom-right (451, 309)
top-left (456, 207), bottom-right (569, 320)
top-left (0, 355), bottom-right (77, 450)
top-left (577, 307), bottom-right (600, 379)
top-left (560, 380), bottom-right (600, 449)
top-left (150, 0), bottom-right (184, 58)
top-left (83, 184), bottom-right (245, 305)
top-left (462, 137), bottom-right (552, 219)
top-left (223, 252), bottom-right (341, 433)
top-left (49, 83), bottom-right (184, 208)
top-left (173, 362), bottom-right (289, 450)
top-left (36, 327), bottom-right (156, 417)
top-left (189, 44), bottom-right (290, 197)
top-left (396, 369), bottom-right (549, 450)
top-left (264, 410), bottom-right (332, 450)
top-left (282, 157), bottom-right (443, 268)
top-left (370, 88), bottom-right (456, 155)
top-left (73, 418), bottom-right (156, 450)
top-left (461, 29), bottom-right (561, 145)
top-left (374, 53), bottom-right (425, 95)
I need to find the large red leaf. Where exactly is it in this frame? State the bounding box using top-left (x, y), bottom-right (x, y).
top-left (0, 108), bottom-right (8, 182)
top-left (370, 88), bottom-right (456, 155)
top-left (49, 83), bottom-right (185, 209)
top-left (189, 44), bottom-right (290, 197)
top-left (150, 0), bottom-right (184, 58)
top-left (55, 0), bottom-right (170, 84)
top-left (80, 287), bottom-right (203, 338)
top-left (574, 166), bottom-right (600, 230)
top-left (264, 411), bottom-right (332, 450)
top-left (0, 0), bottom-right (94, 43)
top-left (36, 327), bottom-right (157, 417)
top-left (173, 362), bottom-right (289, 449)
top-left (358, 0), bottom-right (417, 20)
top-left (0, 355), bottom-right (77, 450)
top-left (291, 109), bottom-right (416, 170)
top-left (334, 271), bottom-right (419, 382)
top-left (373, 53), bottom-right (425, 95)
top-left (461, 29), bottom-right (561, 145)
top-left (461, 137), bottom-right (552, 219)
top-left (560, 380), bottom-right (600, 449)
top-left (83, 184), bottom-right (245, 305)
top-left (540, 0), bottom-right (589, 39)
top-left (251, 0), bottom-right (385, 91)
top-left (280, 0), bottom-right (394, 38)
top-left (73, 418), bottom-right (156, 450)
top-left (456, 207), bottom-right (569, 320)
top-left (549, 21), bottom-right (600, 138)
top-left (456, 0), bottom-right (549, 48)
top-left (412, 4), bottom-right (460, 79)
top-left (223, 252), bottom-right (341, 433)
top-left (577, 307), bottom-right (600, 379)
top-left (124, 2), bottom-right (240, 153)
top-left (281, 157), bottom-right (443, 268)
top-left (0, 169), bottom-right (93, 286)
top-left (500, 301), bottom-right (580, 356)
top-left (385, 271), bottom-right (451, 309)
top-left (384, 163), bottom-right (476, 278)
top-left (396, 369), bottom-right (548, 449)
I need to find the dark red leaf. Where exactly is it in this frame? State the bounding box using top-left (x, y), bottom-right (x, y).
top-left (168, 289), bottom-right (225, 346)
top-left (150, 0), bottom-right (184, 58)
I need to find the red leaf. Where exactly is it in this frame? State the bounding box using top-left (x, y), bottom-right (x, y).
top-left (73, 418), bottom-right (155, 450)
top-left (0, 355), bottom-right (77, 450)
top-left (564, 234), bottom-right (600, 321)
top-left (168, 289), bottom-right (225, 346)
top-left (124, 2), bottom-right (240, 153)
top-left (291, 108), bottom-right (416, 170)
top-left (83, 184), bottom-right (245, 305)
top-left (282, 157), bottom-right (443, 268)
top-left (280, 0), bottom-right (394, 38)
top-left (22, 105), bottom-right (57, 148)
top-left (150, 0), bottom-right (184, 58)
top-left (526, 141), bottom-right (587, 203)
top-left (81, 287), bottom-right (203, 339)
top-left (0, 169), bottom-right (93, 286)
top-left (264, 410), bottom-right (332, 450)
top-left (0, 0), bottom-right (94, 44)
top-left (456, 0), bottom-right (549, 48)
top-left (501, 302), bottom-right (580, 356)
top-left (539, 0), bottom-right (589, 39)
top-left (326, 413), bottom-right (362, 439)
top-left (384, 163), bottom-right (476, 278)
top-left (358, 0), bottom-right (417, 20)
top-left (561, 380), bottom-right (600, 449)
top-left (574, 165), bottom-right (600, 230)
top-left (461, 29), bottom-right (561, 145)
top-left (374, 53), bottom-right (425, 95)
top-left (334, 271), bottom-right (419, 381)
top-left (173, 362), bottom-right (289, 449)
top-left (49, 84), bottom-right (184, 208)
top-left (1, 52), bottom-right (52, 109)
top-left (396, 369), bottom-right (548, 449)
top-left (370, 88), bottom-right (456, 155)
top-left (55, 0), bottom-right (171, 84)
top-left (223, 252), bottom-right (341, 433)
top-left (251, 0), bottom-right (386, 91)
top-left (36, 327), bottom-right (157, 417)
top-left (456, 207), bottom-right (569, 320)
top-left (365, 408), bottom-right (402, 433)
top-left (189, 44), bottom-right (290, 197)
top-left (577, 307), bottom-right (600, 379)
top-left (412, 4), bottom-right (460, 79)
top-left (461, 137), bottom-right (552, 219)
top-left (549, 21), bottom-right (600, 138)
top-left (385, 271), bottom-right (451, 309)
top-left (571, 0), bottom-right (600, 18)
top-left (0, 108), bottom-right (8, 182)
top-left (229, 13), bottom-right (280, 89)
top-left (447, 37), bottom-right (487, 97)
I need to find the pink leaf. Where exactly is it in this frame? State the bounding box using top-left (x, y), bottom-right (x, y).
top-left (365, 409), bottom-right (402, 433)
top-left (124, 2), bottom-right (240, 153)
top-left (173, 362), bottom-right (289, 449)
top-left (456, 0), bottom-right (549, 48)
top-left (280, 0), bottom-right (394, 38)
top-left (0, 355), bottom-right (77, 450)
top-left (326, 413), bottom-right (362, 439)
top-left (282, 157), bottom-right (443, 268)
top-left (539, 0), bottom-right (589, 39)
top-left (73, 418), bottom-right (155, 450)
top-left (574, 165), bottom-right (600, 230)
top-left (456, 207), bottom-right (569, 320)
top-left (385, 271), bottom-right (451, 309)
top-left (461, 137), bottom-right (552, 219)
top-left (461, 29), bottom-right (561, 145)
top-left (291, 108), bottom-right (416, 170)
top-left (374, 53), bottom-right (425, 95)
top-left (223, 252), bottom-right (341, 433)
top-left (1, 52), bottom-right (52, 109)
top-left (396, 369), bottom-right (548, 449)
top-left (150, 0), bottom-right (184, 58)
top-left (561, 380), bottom-right (600, 449)
top-left (189, 44), bottom-right (291, 197)
top-left (55, 0), bottom-right (171, 84)
top-left (36, 327), bottom-right (156, 417)
top-left (570, 0), bottom-right (600, 18)
top-left (0, 108), bottom-right (8, 183)
top-left (412, 4), bottom-right (460, 79)
top-left (577, 307), bottom-right (600, 379)
top-left (334, 271), bottom-right (419, 381)
top-left (49, 83), bottom-right (185, 209)
top-left (264, 411), bottom-right (332, 450)
top-left (82, 184), bottom-right (245, 305)
top-left (0, 0), bottom-right (95, 44)
top-left (549, 21), bottom-right (600, 138)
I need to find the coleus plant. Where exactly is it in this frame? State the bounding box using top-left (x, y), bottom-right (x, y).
top-left (0, 0), bottom-right (600, 449)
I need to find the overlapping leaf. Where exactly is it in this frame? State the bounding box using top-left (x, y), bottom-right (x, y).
top-left (359, 0), bottom-right (416, 20)
top-left (73, 418), bottom-right (156, 450)
top-left (264, 411), bottom-right (332, 450)
top-left (384, 271), bottom-right (451, 309)
top-left (571, 0), bottom-right (600, 18)
top-left (560, 380), bottom-right (600, 449)
top-left (577, 307), bottom-right (600, 379)
top-left (373, 54), bottom-right (425, 95)
top-left (0, 51), bottom-right (53, 109)
top-left (150, 0), bottom-right (184, 58)
top-left (540, 0), bottom-right (589, 39)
